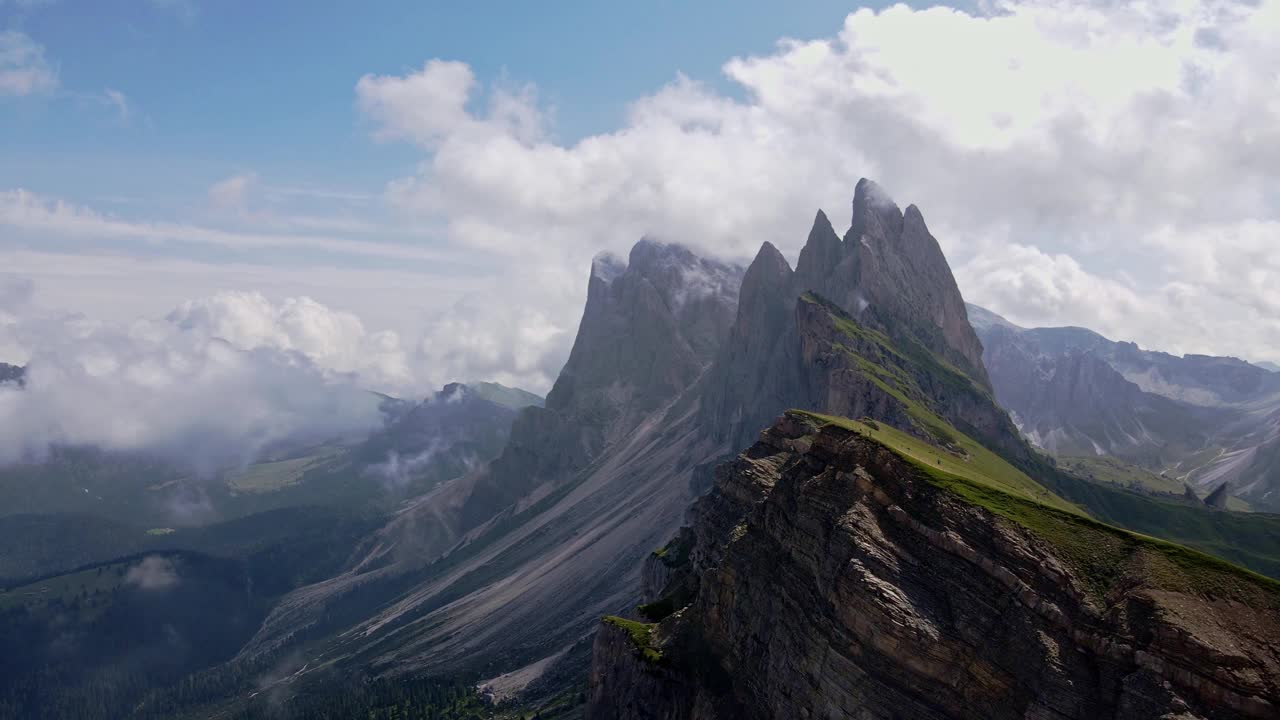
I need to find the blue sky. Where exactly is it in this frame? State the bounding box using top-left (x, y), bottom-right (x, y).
top-left (2, 1), bottom-right (894, 213)
top-left (1, 0), bottom-right (1278, 394)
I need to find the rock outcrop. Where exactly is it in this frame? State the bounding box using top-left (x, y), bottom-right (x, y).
top-left (588, 416), bottom-right (1280, 720)
top-left (461, 239), bottom-right (743, 526)
top-left (702, 180), bottom-right (990, 452)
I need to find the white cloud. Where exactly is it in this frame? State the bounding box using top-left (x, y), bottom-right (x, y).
top-left (0, 275), bottom-right (34, 313)
top-left (102, 87), bottom-right (131, 121)
top-left (208, 172), bottom-right (258, 212)
top-left (416, 290), bottom-right (573, 393)
top-left (167, 290), bottom-right (415, 390)
top-left (0, 30), bottom-right (57, 96)
top-left (0, 289), bottom-right (395, 472)
top-left (125, 556), bottom-right (179, 590)
top-left (352, 0), bottom-right (1280, 369)
top-left (0, 188), bottom-right (459, 263)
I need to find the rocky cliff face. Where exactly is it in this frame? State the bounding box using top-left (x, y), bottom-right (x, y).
top-left (801, 179), bottom-right (989, 387)
top-left (702, 180), bottom-right (990, 452)
top-left (461, 239), bottom-right (742, 526)
top-left (588, 416), bottom-right (1280, 720)
top-left (236, 239), bottom-right (745, 691)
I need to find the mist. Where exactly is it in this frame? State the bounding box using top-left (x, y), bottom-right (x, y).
top-left (0, 290), bottom-right (394, 475)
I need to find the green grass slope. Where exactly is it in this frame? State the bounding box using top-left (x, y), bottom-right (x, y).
top-left (801, 295), bottom-right (1280, 580)
top-left (794, 411), bottom-right (1280, 604)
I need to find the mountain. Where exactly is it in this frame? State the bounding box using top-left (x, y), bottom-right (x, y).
top-left (585, 186), bottom-right (1280, 719)
top-left (971, 305), bottom-right (1280, 511)
top-left (0, 508), bottom-right (383, 719)
top-left (1258, 361), bottom-right (1280, 373)
top-left (0, 363), bottom-right (21, 386)
top-left (588, 412), bottom-right (1280, 720)
top-left (229, 182), bottom-right (1015, 700)
top-left (0, 382), bottom-right (522, 530)
top-left (181, 180), bottom-right (1280, 718)
top-left (212, 239), bottom-right (746, 706)
top-left (346, 382), bottom-right (521, 497)
top-left (14, 180), bottom-right (1279, 719)
top-left (701, 179), bottom-right (991, 453)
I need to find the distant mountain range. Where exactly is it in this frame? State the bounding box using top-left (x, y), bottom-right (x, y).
top-left (970, 304), bottom-right (1280, 511)
top-left (0, 381), bottom-right (542, 531)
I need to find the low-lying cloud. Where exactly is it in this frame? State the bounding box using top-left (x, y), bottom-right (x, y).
top-left (125, 556), bottom-right (180, 591)
top-left (0, 289), bottom-right (400, 473)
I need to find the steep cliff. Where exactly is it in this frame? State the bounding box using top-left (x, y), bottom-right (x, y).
top-left (588, 414), bottom-right (1280, 720)
top-left (462, 239), bottom-right (743, 526)
top-left (702, 180), bottom-right (990, 452)
top-left (234, 240), bottom-right (745, 692)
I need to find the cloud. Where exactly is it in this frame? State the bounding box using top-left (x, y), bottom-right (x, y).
top-left (208, 172), bottom-right (258, 212)
top-left (102, 87), bottom-right (131, 122)
top-left (416, 288), bottom-right (573, 393)
top-left (0, 275), bottom-right (34, 313)
top-left (0, 188), bottom-right (458, 263)
top-left (363, 440), bottom-right (452, 489)
top-left (352, 0), bottom-right (1280, 369)
top-left (0, 30), bottom-right (57, 96)
top-left (167, 290), bottom-right (415, 390)
top-left (125, 556), bottom-right (179, 590)
top-left (0, 289), bottom-right (391, 472)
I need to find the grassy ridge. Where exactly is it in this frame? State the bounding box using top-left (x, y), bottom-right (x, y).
top-left (794, 410), bottom-right (1280, 604)
top-left (799, 293), bottom-right (1280, 581)
top-left (812, 411), bottom-right (1080, 515)
top-left (1060, 455), bottom-right (1186, 495)
top-left (603, 616), bottom-right (663, 664)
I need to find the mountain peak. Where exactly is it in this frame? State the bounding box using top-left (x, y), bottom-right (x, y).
top-left (853, 177), bottom-right (895, 208)
top-left (750, 241), bottom-right (790, 274)
top-left (849, 177), bottom-right (903, 243)
top-left (965, 303), bottom-right (1024, 333)
top-left (590, 251), bottom-right (626, 285)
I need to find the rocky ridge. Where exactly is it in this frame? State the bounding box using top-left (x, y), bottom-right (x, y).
top-left (588, 415), bottom-right (1280, 720)
top-left (701, 178), bottom-right (990, 452)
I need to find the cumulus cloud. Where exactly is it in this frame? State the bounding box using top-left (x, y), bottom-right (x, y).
top-left (416, 290), bottom-right (573, 393)
top-left (167, 290), bottom-right (415, 390)
top-left (0, 30), bottom-right (57, 96)
top-left (352, 0), bottom-right (1280, 370)
top-left (0, 288), bottom-right (401, 472)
